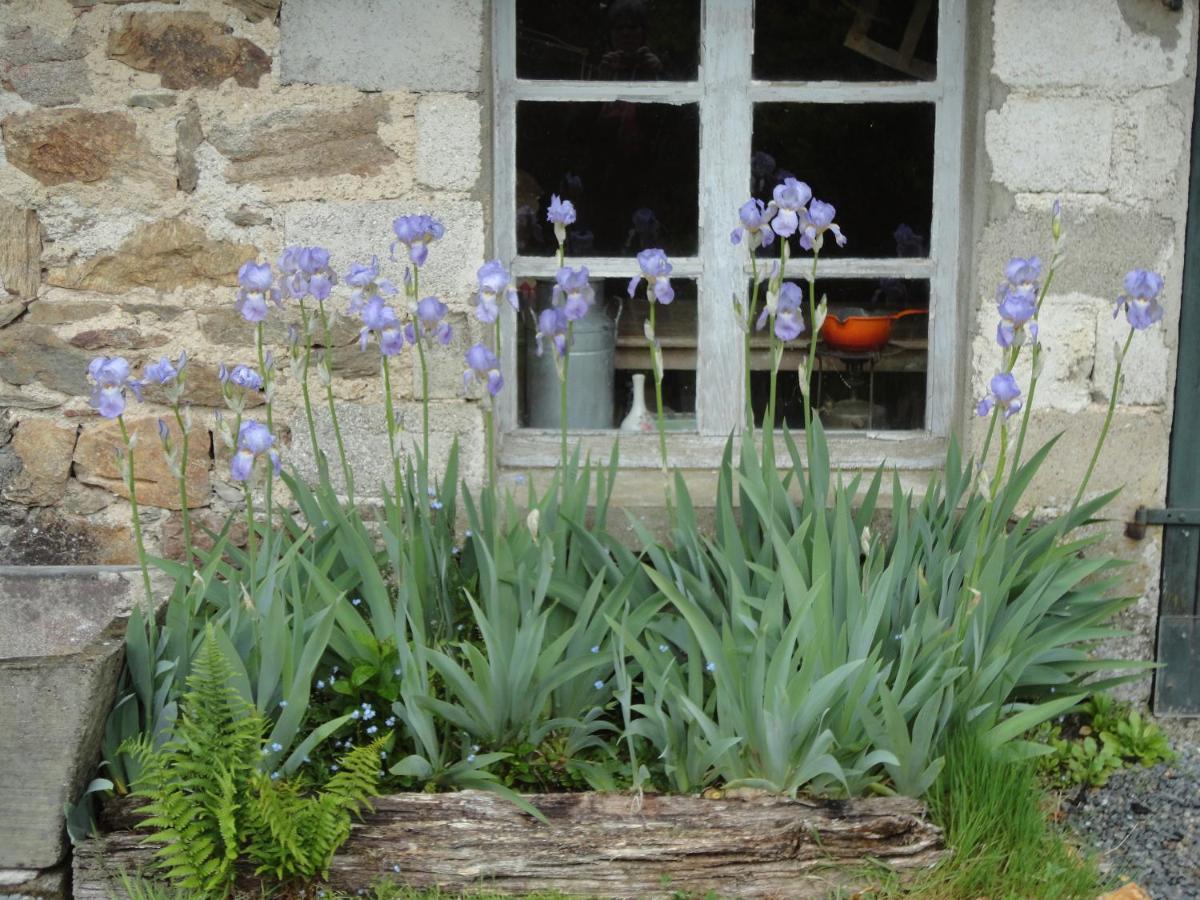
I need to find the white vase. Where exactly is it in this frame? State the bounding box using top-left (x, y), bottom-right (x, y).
top-left (620, 373), bottom-right (654, 432)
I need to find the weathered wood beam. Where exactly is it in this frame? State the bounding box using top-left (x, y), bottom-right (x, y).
top-left (74, 790), bottom-right (944, 899)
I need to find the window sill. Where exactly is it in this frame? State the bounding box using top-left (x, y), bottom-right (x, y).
top-left (499, 429), bottom-right (947, 474)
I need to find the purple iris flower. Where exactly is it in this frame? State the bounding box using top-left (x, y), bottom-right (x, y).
top-left (535, 306), bottom-right (569, 358)
top-left (345, 256), bottom-right (398, 315)
top-left (142, 351), bottom-right (187, 386)
top-left (628, 249), bottom-right (674, 305)
top-left (414, 296), bottom-right (452, 346)
top-left (391, 215), bottom-right (445, 268)
top-left (730, 198), bottom-right (776, 249)
top-left (231, 420), bottom-right (280, 482)
top-left (996, 284), bottom-right (1039, 348)
top-left (463, 343), bottom-right (504, 397)
top-left (235, 261), bottom-right (280, 323)
top-left (756, 282), bottom-right (806, 342)
top-left (279, 246), bottom-right (337, 302)
top-left (357, 296), bottom-right (400, 351)
top-left (769, 178), bottom-right (813, 239)
top-left (552, 266), bottom-right (594, 322)
top-left (977, 372), bottom-right (1023, 419)
top-left (475, 260), bottom-right (519, 324)
top-left (799, 199), bottom-right (847, 251)
top-left (547, 194), bottom-right (576, 246)
top-left (220, 364), bottom-right (264, 391)
top-left (1114, 268), bottom-right (1166, 331)
top-left (379, 326), bottom-right (407, 357)
top-left (1003, 256), bottom-right (1042, 288)
top-left (87, 356), bottom-right (141, 419)
top-left (546, 194), bottom-right (576, 226)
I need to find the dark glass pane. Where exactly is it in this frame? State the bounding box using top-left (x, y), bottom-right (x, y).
top-left (752, 103), bottom-right (934, 258)
top-left (754, 0), bottom-right (937, 82)
top-left (750, 278), bottom-right (928, 430)
top-left (517, 0), bottom-right (700, 81)
top-left (517, 101), bottom-right (700, 257)
top-left (518, 278), bottom-right (696, 430)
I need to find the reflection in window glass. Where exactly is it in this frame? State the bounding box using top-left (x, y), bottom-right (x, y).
top-left (751, 279), bottom-right (929, 431)
top-left (517, 102), bottom-right (700, 257)
top-left (516, 0), bottom-right (700, 81)
top-left (754, 0), bottom-right (938, 82)
top-left (518, 278), bottom-right (697, 430)
top-left (751, 103), bottom-right (934, 259)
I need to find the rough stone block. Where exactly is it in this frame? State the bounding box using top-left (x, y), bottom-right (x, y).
top-left (0, 864), bottom-right (67, 899)
top-left (0, 109), bottom-right (163, 188)
top-left (0, 509), bottom-right (139, 566)
top-left (992, 0), bottom-right (1193, 90)
top-left (206, 94), bottom-right (397, 185)
top-left (0, 24), bottom-right (90, 107)
top-left (281, 0), bottom-right (483, 91)
top-left (106, 11), bottom-right (271, 90)
top-left (1112, 89), bottom-right (1189, 204)
top-left (0, 202), bottom-right (40, 300)
top-left (45, 220), bottom-right (256, 294)
top-left (286, 400), bottom-right (484, 497)
top-left (0, 567), bottom-right (146, 868)
top-left (74, 416), bottom-right (211, 510)
top-left (281, 200), bottom-right (485, 304)
top-left (986, 97), bottom-right (1112, 192)
top-left (416, 94), bottom-right (482, 191)
top-left (2, 419), bottom-right (78, 507)
top-left (0, 325), bottom-right (91, 396)
top-left (1093, 309), bottom-right (1170, 407)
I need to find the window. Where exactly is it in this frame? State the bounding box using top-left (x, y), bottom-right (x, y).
top-left (492, 1), bottom-right (966, 462)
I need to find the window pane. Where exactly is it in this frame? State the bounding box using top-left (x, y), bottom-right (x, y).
top-left (751, 278), bottom-right (928, 431)
top-left (752, 103), bottom-right (934, 259)
top-left (516, 0), bottom-right (700, 81)
top-left (518, 278), bottom-right (697, 430)
top-left (754, 0), bottom-right (937, 82)
top-left (517, 101), bottom-right (700, 257)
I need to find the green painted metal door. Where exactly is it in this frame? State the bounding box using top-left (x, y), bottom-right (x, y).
top-left (1155, 75), bottom-right (1200, 716)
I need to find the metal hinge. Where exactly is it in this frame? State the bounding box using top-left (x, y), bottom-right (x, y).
top-left (1125, 506), bottom-right (1200, 540)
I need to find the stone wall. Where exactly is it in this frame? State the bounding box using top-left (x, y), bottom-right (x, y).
top-left (969, 0), bottom-right (1198, 700)
top-left (0, 0), bottom-right (487, 564)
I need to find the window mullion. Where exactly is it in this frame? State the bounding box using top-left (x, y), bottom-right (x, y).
top-left (696, 0), bottom-right (753, 436)
top-left (492, 4), bottom-right (518, 435)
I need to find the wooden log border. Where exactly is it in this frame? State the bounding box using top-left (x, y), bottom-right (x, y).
top-left (74, 790), bottom-right (945, 898)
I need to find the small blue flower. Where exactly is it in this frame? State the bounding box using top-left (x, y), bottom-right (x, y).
top-left (352, 597), bottom-right (362, 606)
top-left (278, 700), bottom-right (287, 708)
top-left (366, 725), bottom-right (378, 735)
top-left (385, 716), bottom-right (397, 727)
top-left (467, 753), bottom-right (476, 763)
top-left (351, 710), bottom-right (360, 719)
top-left (658, 644), bottom-right (669, 653)
top-left (330, 764), bottom-right (339, 772)
top-left (270, 771), bottom-right (281, 780)
top-left (303, 755), bottom-right (311, 763)
top-left (271, 742), bottom-right (283, 752)
top-left (362, 704), bottom-right (376, 720)
top-left (261, 746), bottom-right (270, 755)
top-left (705, 661), bottom-right (716, 673)
top-left (590, 645), bottom-right (600, 654)
top-left (394, 667), bottom-right (402, 676)
top-left (594, 680), bottom-right (605, 689)
top-left (392, 864), bottom-right (401, 873)
top-left (464, 528), bottom-right (473, 538)
top-left (430, 498), bottom-right (444, 511)
top-left (316, 680), bottom-right (325, 689)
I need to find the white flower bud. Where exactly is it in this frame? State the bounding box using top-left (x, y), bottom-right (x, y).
top-left (978, 469), bottom-right (992, 502)
top-left (526, 508), bottom-right (540, 542)
top-left (643, 319), bottom-right (656, 343)
top-left (860, 525), bottom-right (872, 557)
top-left (316, 362), bottom-right (332, 387)
top-left (182, 404), bottom-right (193, 431)
top-left (813, 295), bottom-right (829, 334)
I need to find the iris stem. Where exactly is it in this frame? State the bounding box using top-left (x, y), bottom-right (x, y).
top-left (118, 414), bottom-right (154, 610)
top-left (802, 252), bottom-right (821, 435)
top-left (243, 479), bottom-right (257, 603)
top-left (254, 322), bottom-right (273, 529)
top-left (1008, 267), bottom-right (1057, 479)
top-left (1071, 327), bottom-right (1134, 512)
top-left (316, 304), bottom-right (355, 503)
top-left (381, 354), bottom-right (402, 500)
top-left (648, 301), bottom-right (671, 512)
top-left (560, 323), bottom-right (573, 486)
top-left (170, 401), bottom-right (193, 568)
top-left (745, 252), bottom-right (760, 433)
top-left (484, 405), bottom-right (495, 488)
top-left (297, 302), bottom-right (322, 470)
top-left (411, 267), bottom-right (431, 474)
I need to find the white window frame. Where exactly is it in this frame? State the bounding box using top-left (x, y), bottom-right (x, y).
top-left (492, 1), bottom-right (967, 469)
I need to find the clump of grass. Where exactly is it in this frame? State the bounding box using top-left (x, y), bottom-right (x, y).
top-left (904, 728), bottom-right (1108, 899)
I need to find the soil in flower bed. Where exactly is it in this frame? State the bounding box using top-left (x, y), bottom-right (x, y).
top-left (74, 789), bottom-right (944, 899)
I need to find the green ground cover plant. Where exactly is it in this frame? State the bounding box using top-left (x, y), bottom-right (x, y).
top-left (72, 186), bottom-right (1168, 896)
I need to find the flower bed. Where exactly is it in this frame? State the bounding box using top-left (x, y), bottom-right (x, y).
top-left (65, 184), bottom-right (1166, 897)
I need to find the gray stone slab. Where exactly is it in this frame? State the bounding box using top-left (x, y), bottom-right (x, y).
top-left (280, 0), bottom-right (483, 92)
top-left (0, 566), bottom-right (153, 869)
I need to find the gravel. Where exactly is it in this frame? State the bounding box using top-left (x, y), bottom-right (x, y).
top-left (1067, 739), bottom-right (1200, 898)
